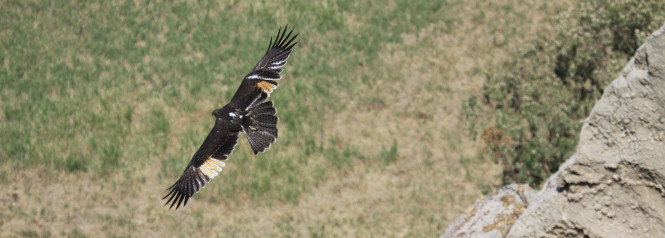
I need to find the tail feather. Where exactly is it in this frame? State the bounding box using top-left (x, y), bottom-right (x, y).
top-left (256, 107), bottom-right (276, 115)
top-left (257, 114), bottom-right (278, 127)
top-left (261, 126), bottom-right (278, 137)
top-left (242, 100), bottom-right (278, 154)
top-left (246, 131), bottom-right (277, 154)
top-left (254, 103), bottom-right (276, 115)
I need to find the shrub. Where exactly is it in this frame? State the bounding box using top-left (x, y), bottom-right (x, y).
top-left (466, 0), bottom-right (665, 186)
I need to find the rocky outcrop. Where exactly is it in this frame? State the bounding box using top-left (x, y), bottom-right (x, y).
top-left (443, 24), bottom-right (665, 238)
top-left (441, 185), bottom-right (536, 238)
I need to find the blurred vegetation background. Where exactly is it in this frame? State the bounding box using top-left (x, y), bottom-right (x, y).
top-left (1, 0), bottom-right (662, 237)
top-left (464, 0), bottom-right (665, 186)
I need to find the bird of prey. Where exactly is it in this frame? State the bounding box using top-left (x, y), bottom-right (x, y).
top-left (163, 26), bottom-right (298, 209)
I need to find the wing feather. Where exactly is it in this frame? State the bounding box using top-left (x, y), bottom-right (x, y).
top-left (251, 25), bottom-right (298, 73)
top-left (229, 26), bottom-right (298, 109)
top-left (163, 130), bottom-right (239, 209)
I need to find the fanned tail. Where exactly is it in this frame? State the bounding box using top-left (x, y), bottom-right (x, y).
top-left (241, 100), bottom-right (278, 154)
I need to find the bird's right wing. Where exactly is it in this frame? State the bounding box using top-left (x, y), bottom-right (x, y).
top-left (162, 128), bottom-right (239, 210)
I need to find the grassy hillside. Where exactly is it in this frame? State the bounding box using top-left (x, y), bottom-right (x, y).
top-left (1, 0), bottom-right (569, 237)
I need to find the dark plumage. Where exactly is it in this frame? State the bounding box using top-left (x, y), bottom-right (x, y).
top-left (163, 26), bottom-right (298, 209)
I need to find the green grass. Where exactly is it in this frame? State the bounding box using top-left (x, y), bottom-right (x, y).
top-left (1, 0), bottom-right (452, 204)
top-left (381, 140), bottom-right (398, 164)
top-left (0, 0), bottom-right (581, 236)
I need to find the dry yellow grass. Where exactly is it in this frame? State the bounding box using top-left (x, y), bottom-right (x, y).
top-left (1, 0), bottom-right (570, 237)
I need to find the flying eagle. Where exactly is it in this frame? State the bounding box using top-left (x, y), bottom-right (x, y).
top-left (163, 26), bottom-right (298, 209)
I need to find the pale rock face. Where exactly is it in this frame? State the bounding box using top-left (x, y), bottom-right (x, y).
top-left (443, 24), bottom-right (665, 238)
top-left (441, 184), bottom-right (536, 238)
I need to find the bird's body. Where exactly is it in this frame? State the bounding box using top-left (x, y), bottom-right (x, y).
top-left (163, 26), bottom-right (298, 209)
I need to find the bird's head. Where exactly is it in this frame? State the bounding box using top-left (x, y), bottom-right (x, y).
top-left (212, 108), bottom-right (222, 117)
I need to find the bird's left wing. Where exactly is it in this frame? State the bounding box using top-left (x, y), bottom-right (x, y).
top-left (162, 128), bottom-right (239, 209)
top-left (248, 26), bottom-right (298, 80)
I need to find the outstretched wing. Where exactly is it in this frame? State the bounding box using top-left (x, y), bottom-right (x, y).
top-left (249, 25), bottom-right (298, 79)
top-left (229, 26), bottom-right (298, 110)
top-left (163, 123), bottom-right (239, 210)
